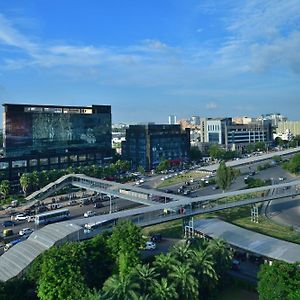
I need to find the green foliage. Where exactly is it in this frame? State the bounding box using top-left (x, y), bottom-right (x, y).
top-left (283, 153), bottom-right (300, 174)
top-left (245, 177), bottom-right (267, 188)
top-left (190, 146), bottom-right (202, 161)
top-left (107, 220), bottom-right (144, 276)
top-left (216, 161), bottom-right (233, 192)
top-left (208, 145), bottom-right (238, 161)
top-left (37, 243), bottom-right (89, 300)
top-left (0, 278), bottom-right (36, 300)
top-left (137, 165), bottom-right (146, 176)
top-left (0, 180), bottom-right (10, 198)
top-left (156, 158), bottom-right (170, 173)
top-left (258, 261), bottom-right (300, 300)
top-left (257, 162), bottom-right (272, 171)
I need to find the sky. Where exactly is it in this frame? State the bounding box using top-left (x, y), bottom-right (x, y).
top-left (0, 0), bottom-right (300, 123)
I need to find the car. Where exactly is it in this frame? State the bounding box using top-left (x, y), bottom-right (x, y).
top-left (94, 202), bottom-right (102, 209)
top-left (231, 259), bottom-right (241, 271)
top-left (145, 241), bottom-right (156, 250)
top-left (2, 220), bottom-right (16, 227)
top-left (27, 216), bottom-right (35, 222)
top-left (84, 211), bottom-right (96, 218)
top-left (14, 214), bottom-right (28, 221)
top-left (212, 185), bottom-right (219, 190)
top-left (3, 229), bottom-right (14, 237)
top-left (278, 177), bottom-right (285, 181)
top-left (19, 228), bottom-right (33, 236)
top-left (68, 200), bottom-right (77, 206)
top-left (151, 234), bottom-right (162, 243)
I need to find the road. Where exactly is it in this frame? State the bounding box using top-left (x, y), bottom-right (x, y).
top-left (0, 196), bottom-right (140, 245)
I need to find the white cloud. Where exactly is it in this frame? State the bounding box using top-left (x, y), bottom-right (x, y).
top-left (206, 102), bottom-right (218, 110)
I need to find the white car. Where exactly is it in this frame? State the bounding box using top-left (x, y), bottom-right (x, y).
top-left (145, 241), bottom-right (156, 250)
top-left (19, 228), bottom-right (33, 236)
top-left (278, 177), bottom-right (285, 181)
top-left (27, 216), bottom-right (35, 222)
top-left (15, 214), bottom-right (28, 221)
top-left (84, 211), bottom-right (96, 218)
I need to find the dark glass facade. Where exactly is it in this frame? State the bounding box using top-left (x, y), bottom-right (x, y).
top-left (122, 124), bottom-right (190, 171)
top-left (1, 104), bottom-right (112, 180)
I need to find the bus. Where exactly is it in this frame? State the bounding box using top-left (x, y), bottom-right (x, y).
top-left (35, 208), bottom-right (70, 225)
top-left (84, 219), bottom-right (116, 234)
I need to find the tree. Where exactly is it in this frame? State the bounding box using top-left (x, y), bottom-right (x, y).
top-left (192, 248), bottom-right (218, 292)
top-left (0, 180), bottom-right (10, 199)
top-left (102, 273), bottom-right (140, 300)
top-left (137, 165), bottom-right (146, 176)
top-left (208, 144), bottom-right (224, 160)
top-left (190, 147), bottom-right (202, 162)
top-left (206, 239), bottom-right (232, 278)
top-left (170, 243), bottom-right (194, 264)
top-left (156, 158), bottom-right (170, 173)
top-left (154, 253), bottom-right (177, 279)
top-left (152, 278), bottom-right (178, 300)
top-left (216, 161), bottom-right (233, 192)
top-left (132, 264), bottom-right (158, 296)
top-left (258, 261), bottom-right (300, 300)
top-left (20, 173), bottom-right (31, 195)
top-left (37, 243), bottom-right (89, 300)
top-left (107, 221), bottom-right (144, 276)
top-left (169, 263), bottom-right (198, 300)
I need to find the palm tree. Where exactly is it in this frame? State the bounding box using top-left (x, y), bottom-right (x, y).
top-left (102, 273), bottom-right (140, 300)
top-left (192, 248), bottom-right (218, 291)
top-left (154, 253), bottom-right (178, 278)
top-left (207, 239), bottom-right (232, 277)
top-left (152, 278), bottom-right (178, 300)
top-left (132, 264), bottom-right (158, 296)
top-left (169, 263), bottom-right (199, 300)
top-left (170, 243), bottom-right (194, 264)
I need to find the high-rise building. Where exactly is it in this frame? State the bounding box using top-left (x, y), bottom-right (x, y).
top-left (122, 124), bottom-right (190, 171)
top-left (277, 121), bottom-right (300, 137)
top-left (168, 115), bottom-right (177, 125)
top-left (1, 103), bottom-right (112, 179)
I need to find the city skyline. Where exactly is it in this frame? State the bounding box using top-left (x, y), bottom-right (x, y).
top-left (0, 1), bottom-right (300, 123)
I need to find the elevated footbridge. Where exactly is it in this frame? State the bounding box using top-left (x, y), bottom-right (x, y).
top-left (2, 176), bottom-right (300, 282)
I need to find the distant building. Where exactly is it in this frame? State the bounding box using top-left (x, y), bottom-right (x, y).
top-left (258, 113), bottom-right (287, 127)
top-left (225, 121), bottom-right (272, 150)
top-left (190, 116), bottom-right (201, 126)
top-left (273, 129), bottom-right (293, 141)
top-left (232, 116), bottom-right (253, 125)
top-left (205, 118), bottom-right (232, 144)
top-left (1, 103), bottom-right (112, 180)
top-left (168, 115), bottom-right (177, 125)
top-left (277, 121), bottom-right (300, 137)
top-left (122, 124), bottom-right (190, 171)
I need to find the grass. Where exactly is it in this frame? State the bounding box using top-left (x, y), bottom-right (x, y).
top-left (143, 204), bottom-right (300, 244)
top-left (157, 171), bottom-right (207, 188)
top-left (143, 219), bottom-right (183, 239)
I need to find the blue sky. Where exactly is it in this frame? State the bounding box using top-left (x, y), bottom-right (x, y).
top-left (0, 0), bottom-right (300, 123)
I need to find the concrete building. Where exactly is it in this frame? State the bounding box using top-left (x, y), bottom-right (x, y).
top-left (205, 118), bottom-right (232, 144)
top-left (168, 115), bottom-right (177, 125)
top-left (225, 121), bottom-right (272, 150)
top-left (277, 121), bottom-right (300, 137)
top-left (232, 116), bottom-right (253, 125)
top-left (259, 113), bottom-right (287, 127)
top-left (1, 103), bottom-right (112, 180)
top-left (122, 124), bottom-right (190, 171)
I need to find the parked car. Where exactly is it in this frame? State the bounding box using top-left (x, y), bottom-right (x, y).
top-left (19, 228), bottom-right (33, 236)
top-left (94, 202), bottom-right (102, 209)
top-left (2, 220), bottom-right (16, 227)
top-left (84, 211), bottom-right (96, 218)
top-left (27, 216), bottom-right (35, 222)
top-left (3, 229), bottom-right (14, 237)
top-left (68, 200), bottom-right (77, 206)
top-left (151, 234), bottom-right (162, 243)
top-left (231, 259), bottom-right (241, 271)
top-left (15, 214), bottom-right (28, 221)
top-left (278, 177), bottom-right (285, 181)
top-left (145, 241), bottom-right (156, 250)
